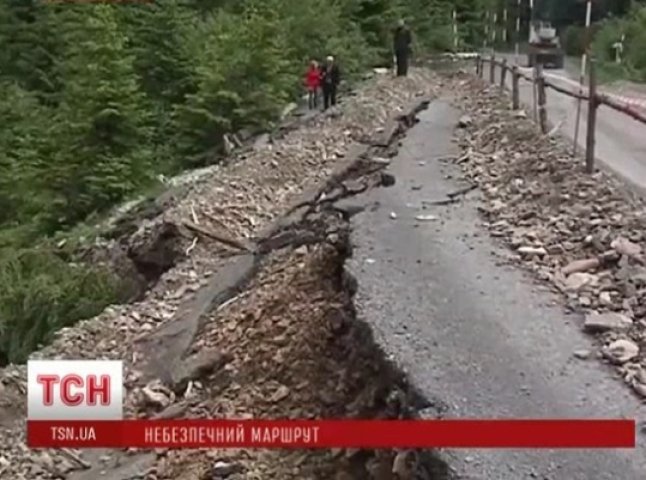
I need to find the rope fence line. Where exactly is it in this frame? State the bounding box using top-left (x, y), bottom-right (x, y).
top-left (475, 53), bottom-right (646, 174)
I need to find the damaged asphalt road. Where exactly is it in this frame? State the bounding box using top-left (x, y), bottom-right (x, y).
top-left (348, 100), bottom-right (646, 479)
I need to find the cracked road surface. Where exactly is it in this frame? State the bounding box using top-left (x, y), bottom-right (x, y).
top-left (348, 100), bottom-right (646, 479)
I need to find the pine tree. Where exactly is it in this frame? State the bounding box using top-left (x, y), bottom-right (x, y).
top-left (0, 82), bottom-right (53, 237)
top-left (173, 4), bottom-right (292, 164)
top-left (0, 0), bottom-right (62, 102)
top-left (119, 0), bottom-right (196, 106)
top-left (117, 0), bottom-right (198, 173)
top-left (48, 5), bottom-right (153, 227)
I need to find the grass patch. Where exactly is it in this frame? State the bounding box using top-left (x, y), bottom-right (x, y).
top-left (0, 246), bottom-right (123, 364)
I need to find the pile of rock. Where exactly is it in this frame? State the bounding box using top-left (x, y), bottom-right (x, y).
top-left (449, 75), bottom-right (646, 399)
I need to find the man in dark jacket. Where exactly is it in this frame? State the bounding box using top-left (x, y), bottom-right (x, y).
top-left (321, 55), bottom-right (340, 110)
top-left (393, 19), bottom-right (412, 76)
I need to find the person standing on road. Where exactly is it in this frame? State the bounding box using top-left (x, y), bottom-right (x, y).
top-left (393, 19), bottom-right (412, 77)
top-left (304, 60), bottom-right (321, 110)
top-left (321, 55), bottom-right (340, 110)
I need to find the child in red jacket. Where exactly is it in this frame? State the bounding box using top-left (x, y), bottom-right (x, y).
top-left (305, 60), bottom-right (321, 110)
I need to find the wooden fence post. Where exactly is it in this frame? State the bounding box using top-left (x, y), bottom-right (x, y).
top-left (512, 65), bottom-right (520, 110)
top-left (500, 59), bottom-right (508, 92)
top-left (489, 54), bottom-right (495, 83)
top-left (536, 63), bottom-right (548, 133)
top-left (532, 63), bottom-right (538, 121)
top-left (585, 58), bottom-right (598, 174)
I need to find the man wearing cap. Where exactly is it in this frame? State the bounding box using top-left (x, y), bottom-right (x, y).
top-left (321, 55), bottom-right (341, 110)
top-left (393, 19), bottom-right (412, 77)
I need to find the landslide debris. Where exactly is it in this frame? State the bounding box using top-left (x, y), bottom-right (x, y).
top-left (151, 241), bottom-right (444, 480)
top-left (444, 71), bottom-right (646, 400)
top-left (0, 69), bottom-right (444, 479)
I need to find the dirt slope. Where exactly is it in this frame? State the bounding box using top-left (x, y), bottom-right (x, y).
top-left (0, 70), bottom-right (445, 480)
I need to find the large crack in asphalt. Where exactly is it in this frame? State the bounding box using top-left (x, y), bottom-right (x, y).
top-left (134, 97), bottom-right (433, 389)
top-left (63, 94), bottom-right (455, 480)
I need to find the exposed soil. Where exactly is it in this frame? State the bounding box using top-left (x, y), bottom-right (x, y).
top-left (152, 237), bottom-right (449, 480)
top-left (0, 70), bottom-right (449, 480)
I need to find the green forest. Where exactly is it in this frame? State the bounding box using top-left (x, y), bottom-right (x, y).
top-left (1, 0), bottom-right (644, 365)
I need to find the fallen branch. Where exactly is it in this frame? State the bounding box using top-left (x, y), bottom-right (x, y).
top-left (451, 151), bottom-right (472, 165)
top-left (560, 251), bottom-right (620, 276)
top-left (423, 183), bottom-right (477, 206)
top-left (201, 210), bottom-right (235, 233)
top-left (423, 197), bottom-right (459, 206)
top-left (561, 258), bottom-right (600, 276)
top-left (446, 184), bottom-right (477, 199)
top-left (190, 201), bottom-right (199, 224)
top-left (60, 449), bottom-right (91, 470)
top-left (286, 179), bottom-right (370, 215)
top-left (181, 220), bottom-right (251, 252)
top-left (185, 237), bottom-right (198, 256)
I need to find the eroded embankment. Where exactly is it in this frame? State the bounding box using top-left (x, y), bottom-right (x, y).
top-left (0, 70), bottom-right (450, 480)
top-left (155, 228), bottom-right (449, 480)
top-left (138, 99), bottom-right (448, 480)
top-left (82, 97), bottom-right (449, 480)
top-left (60, 97), bottom-right (450, 480)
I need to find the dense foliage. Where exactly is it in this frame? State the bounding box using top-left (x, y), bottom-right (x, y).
top-left (591, 3), bottom-right (646, 81)
top-left (480, 0), bottom-right (645, 77)
top-left (0, 0), bottom-right (489, 363)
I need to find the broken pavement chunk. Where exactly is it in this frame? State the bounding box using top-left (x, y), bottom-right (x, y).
top-left (602, 339), bottom-right (639, 364)
top-left (517, 246), bottom-right (547, 257)
top-left (564, 272), bottom-right (597, 292)
top-left (457, 115), bottom-right (472, 128)
top-left (611, 236), bottom-right (644, 264)
top-left (583, 312), bottom-right (633, 333)
top-left (561, 258), bottom-right (600, 276)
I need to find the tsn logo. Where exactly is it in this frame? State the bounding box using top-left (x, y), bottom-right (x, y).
top-left (28, 360), bottom-right (123, 420)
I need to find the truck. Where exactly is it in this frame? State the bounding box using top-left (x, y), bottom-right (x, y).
top-left (527, 21), bottom-right (564, 69)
